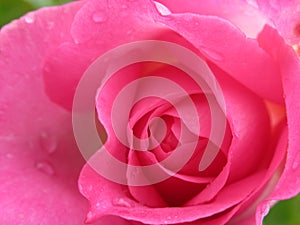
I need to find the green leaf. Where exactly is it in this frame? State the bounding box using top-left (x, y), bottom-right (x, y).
top-left (0, 0), bottom-right (35, 27)
top-left (264, 195), bottom-right (300, 225)
top-left (0, 0), bottom-right (72, 27)
top-left (24, 0), bottom-right (72, 8)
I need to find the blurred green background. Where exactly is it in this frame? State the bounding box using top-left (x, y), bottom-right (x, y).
top-left (1, 0), bottom-right (300, 224)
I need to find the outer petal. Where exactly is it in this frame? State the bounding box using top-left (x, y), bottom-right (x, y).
top-left (43, 0), bottom-right (165, 110)
top-left (252, 25), bottom-right (300, 224)
top-left (256, 0), bottom-right (300, 45)
top-left (0, 2), bottom-right (83, 136)
top-left (156, 0), bottom-right (269, 38)
top-left (156, 13), bottom-right (284, 105)
top-left (0, 2), bottom-right (97, 225)
top-left (79, 160), bottom-right (265, 224)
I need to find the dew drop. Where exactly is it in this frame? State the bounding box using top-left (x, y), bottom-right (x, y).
top-left (126, 29), bottom-right (133, 35)
top-left (85, 211), bottom-right (94, 222)
top-left (35, 160), bottom-right (55, 175)
top-left (39, 131), bottom-right (57, 154)
top-left (78, 183), bottom-right (83, 192)
top-left (24, 14), bottom-right (35, 24)
top-left (47, 21), bottom-right (55, 30)
top-left (92, 12), bottom-right (107, 23)
top-left (154, 2), bottom-right (172, 16)
top-left (6, 153), bottom-right (13, 159)
top-left (74, 39), bottom-right (80, 44)
top-left (292, 160), bottom-right (299, 169)
top-left (112, 198), bottom-right (133, 208)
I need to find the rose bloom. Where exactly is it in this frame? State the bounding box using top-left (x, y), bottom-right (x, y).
top-left (1, 0), bottom-right (300, 225)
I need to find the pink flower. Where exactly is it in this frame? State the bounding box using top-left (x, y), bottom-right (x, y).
top-left (1, 0), bottom-right (300, 225)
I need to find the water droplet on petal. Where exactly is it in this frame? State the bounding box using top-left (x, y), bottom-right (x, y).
top-left (92, 12), bottom-right (107, 23)
top-left (78, 183), bottom-right (83, 192)
top-left (154, 2), bottom-right (172, 16)
top-left (39, 132), bottom-right (57, 154)
top-left (24, 13), bottom-right (35, 24)
top-left (47, 21), bottom-right (55, 30)
top-left (126, 29), bottom-right (133, 35)
top-left (293, 160), bottom-right (299, 169)
top-left (112, 198), bottom-right (133, 208)
top-left (85, 211), bottom-right (95, 223)
top-left (163, 216), bottom-right (173, 224)
top-left (35, 160), bottom-right (55, 175)
top-left (6, 153), bottom-right (13, 159)
top-left (74, 39), bottom-right (80, 44)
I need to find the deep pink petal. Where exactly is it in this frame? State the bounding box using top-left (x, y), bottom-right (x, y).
top-left (186, 64), bottom-right (271, 205)
top-left (79, 159), bottom-right (264, 224)
top-left (211, 65), bottom-right (271, 182)
top-left (0, 2), bottom-right (83, 136)
top-left (227, 121), bottom-right (287, 224)
top-left (156, 0), bottom-right (268, 38)
top-left (256, 0), bottom-right (300, 45)
top-left (43, 42), bottom-right (100, 110)
top-left (0, 136), bottom-right (88, 225)
top-left (0, 2), bottom-right (95, 224)
top-left (156, 13), bottom-right (284, 104)
top-left (251, 25), bottom-right (300, 223)
top-left (43, 0), bottom-right (165, 110)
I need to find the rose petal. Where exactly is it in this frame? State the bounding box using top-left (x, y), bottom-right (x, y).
top-left (91, 215), bottom-right (142, 225)
top-left (43, 0), bottom-right (165, 110)
top-left (79, 160), bottom-right (265, 224)
top-left (256, 0), bottom-right (300, 45)
top-left (0, 2), bottom-right (94, 224)
top-left (252, 25), bottom-right (300, 223)
top-left (156, 13), bottom-right (284, 104)
top-left (0, 2), bottom-right (83, 136)
top-left (226, 121), bottom-right (287, 224)
top-left (185, 64), bottom-right (271, 205)
top-left (0, 135), bottom-right (88, 225)
top-left (127, 141), bottom-right (213, 207)
top-left (212, 64), bottom-right (271, 182)
top-left (156, 0), bottom-right (269, 38)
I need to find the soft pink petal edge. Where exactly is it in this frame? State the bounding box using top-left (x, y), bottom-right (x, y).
top-left (250, 25), bottom-right (300, 224)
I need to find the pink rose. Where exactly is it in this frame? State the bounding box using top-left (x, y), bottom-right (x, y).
top-left (1, 0), bottom-right (300, 225)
